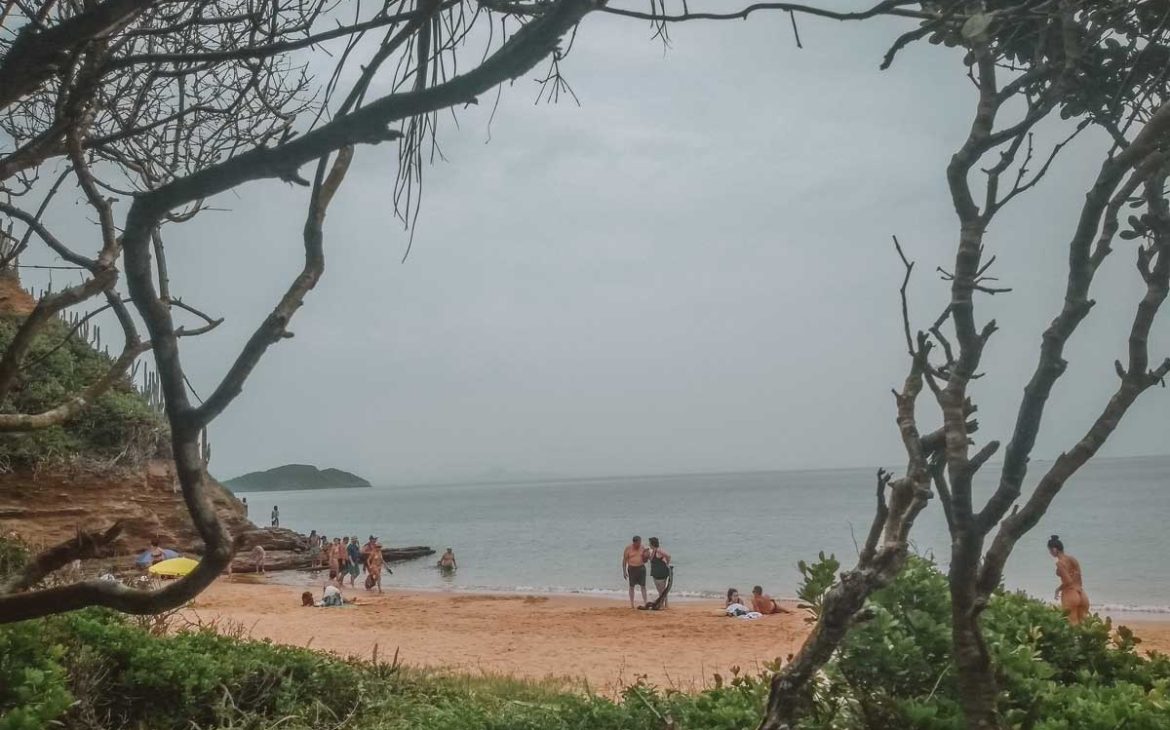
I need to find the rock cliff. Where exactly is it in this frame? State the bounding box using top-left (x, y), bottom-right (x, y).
top-left (0, 460), bottom-right (253, 556)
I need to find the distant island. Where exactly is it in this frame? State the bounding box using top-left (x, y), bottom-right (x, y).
top-left (224, 464), bottom-right (372, 492)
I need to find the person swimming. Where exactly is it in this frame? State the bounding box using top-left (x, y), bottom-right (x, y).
top-left (1048, 535), bottom-right (1090, 625)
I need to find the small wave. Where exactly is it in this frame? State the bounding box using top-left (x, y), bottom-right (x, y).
top-left (385, 581), bottom-right (727, 600)
top-left (1095, 603), bottom-right (1170, 615)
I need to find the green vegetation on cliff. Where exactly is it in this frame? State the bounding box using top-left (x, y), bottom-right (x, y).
top-left (224, 464), bottom-right (371, 492)
top-left (0, 316), bottom-right (166, 470)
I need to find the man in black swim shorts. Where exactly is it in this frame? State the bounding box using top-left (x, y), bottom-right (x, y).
top-left (622, 535), bottom-right (649, 609)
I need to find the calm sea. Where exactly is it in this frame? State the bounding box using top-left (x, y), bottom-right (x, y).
top-left (252, 455), bottom-right (1170, 612)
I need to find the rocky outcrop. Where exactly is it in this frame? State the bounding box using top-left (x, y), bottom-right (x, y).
top-left (228, 532), bottom-right (434, 573)
top-left (0, 269), bottom-right (35, 317)
top-left (0, 460), bottom-right (252, 556)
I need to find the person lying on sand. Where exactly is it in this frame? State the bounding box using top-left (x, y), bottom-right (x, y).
top-left (751, 585), bottom-right (791, 615)
top-left (724, 588), bottom-right (763, 620)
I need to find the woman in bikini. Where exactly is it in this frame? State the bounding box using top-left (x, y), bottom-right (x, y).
top-left (1048, 535), bottom-right (1090, 625)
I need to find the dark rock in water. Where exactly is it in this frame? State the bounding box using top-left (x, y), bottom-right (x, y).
top-left (382, 546), bottom-right (435, 562)
top-left (225, 528), bottom-right (433, 573)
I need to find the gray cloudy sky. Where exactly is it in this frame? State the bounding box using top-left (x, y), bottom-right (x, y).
top-left (33, 8), bottom-right (1170, 484)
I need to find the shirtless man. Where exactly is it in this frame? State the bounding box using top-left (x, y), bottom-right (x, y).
top-left (622, 536), bottom-right (649, 609)
top-left (751, 585), bottom-right (790, 615)
top-left (438, 548), bottom-right (457, 571)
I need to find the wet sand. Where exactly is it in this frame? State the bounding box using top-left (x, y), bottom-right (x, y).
top-left (185, 578), bottom-right (1170, 695)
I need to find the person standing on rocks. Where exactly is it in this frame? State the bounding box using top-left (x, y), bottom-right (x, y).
top-left (308, 530), bottom-right (322, 569)
top-left (270, 505), bottom-right (279, 527)
top-left (242, 497), bottom-right (248, 517)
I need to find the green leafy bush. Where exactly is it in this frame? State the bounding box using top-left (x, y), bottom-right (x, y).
top-left (1, 559), bottom-right (1168, 730)
top-left (0, 620), bottom-right (72, 730)
top-left (0, 316), bottom-right (166, 469)
top-left (802, 553), bottom-right (1170, 729)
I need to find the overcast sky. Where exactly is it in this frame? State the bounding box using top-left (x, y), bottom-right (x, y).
top-left (25, 7), bottom-right (1170, 484)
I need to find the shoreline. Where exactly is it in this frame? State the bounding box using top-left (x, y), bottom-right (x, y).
top-left (266, 569), bottom-right (1170, 615)
top-left (187, 577), bottom-right (1170, 695)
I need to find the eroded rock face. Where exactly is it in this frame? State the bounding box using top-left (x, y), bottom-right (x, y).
top-left (0, 461), bottom-right (435, 574)
top-left (0, 460), bottom-right (253, 556)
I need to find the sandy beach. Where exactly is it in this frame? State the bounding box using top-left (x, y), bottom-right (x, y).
top-left (185, 578), bottom-right (1170, 695)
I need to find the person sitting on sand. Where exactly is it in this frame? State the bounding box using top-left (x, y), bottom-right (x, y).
top-left (148, 539), bottom-right (166, 565)
top-left (751, 586), bottom-right (790, 615)
top-left (1049, 535), bottom-right (1090, 625)
top-left (724, 588), bottom-right (763, 619)
top-left (301, 591), bottom-right (314, 607)
top-left (438, 548), bottom-right (457, 572)
top-left (647, 537), bottom-right (672, 609)
top-left (366, 543), bottom-right (385, 593)
top-left (320, 582), bottom-right (349, 607)
top-left (622, 536), bottom-right (649, 609)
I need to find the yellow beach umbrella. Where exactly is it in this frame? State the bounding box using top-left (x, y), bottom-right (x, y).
top-left (148, 557), bottom-right (199, 577)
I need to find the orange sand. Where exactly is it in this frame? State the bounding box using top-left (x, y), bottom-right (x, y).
top-left (186, 578), bottom-right (1170, 694)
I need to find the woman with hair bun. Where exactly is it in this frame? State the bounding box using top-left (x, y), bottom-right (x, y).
top-left (1047, 535), bottom-right (1090, 625)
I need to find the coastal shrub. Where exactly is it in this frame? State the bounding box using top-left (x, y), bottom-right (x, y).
top-left (0, 316), bottom-right (166, 470)
top-left (1, 568), bottom-right (1168, 730)
top-left (799, 553), bottom-right (1170, 729)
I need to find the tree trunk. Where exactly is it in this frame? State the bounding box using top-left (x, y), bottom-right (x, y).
top-left (950, 534), bottom-right (1001, 730)
top-left (952, 609), bottom-right (1000, 730)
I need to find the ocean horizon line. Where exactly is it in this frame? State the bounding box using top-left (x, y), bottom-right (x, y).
top-left (361, 452), bottom-right (1170, 492)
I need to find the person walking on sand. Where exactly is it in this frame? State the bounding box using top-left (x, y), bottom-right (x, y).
top-left (1048, 535), bottom-right (1091, 625)
top-left (346, 535), bottom-right (362, 587)
top-left (366, 542), bottom-right (385, 593)
top-left (361, 535), bottom-right (378, 572)
top-left (622, 536), bottom-right (649, 609)
top-left (270, 505), bottom-right (279, 527)
top-left (751, 585), bottom-right (790, 615)
top-left (647, 537), bottom-right (672, 609)
top-left (251, 544), bottom-right (266, 574)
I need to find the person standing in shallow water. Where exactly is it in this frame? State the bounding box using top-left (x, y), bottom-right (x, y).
top-left (1048, 535), bottom-right (1090, 625)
